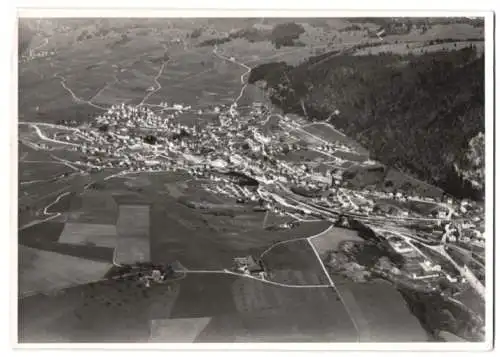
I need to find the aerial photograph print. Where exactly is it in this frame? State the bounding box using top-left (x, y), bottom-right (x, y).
top-left (17, 14), bottom-right (489, 345)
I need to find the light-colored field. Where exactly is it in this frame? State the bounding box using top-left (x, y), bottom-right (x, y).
top-left (288, 129), bottom-right (323, 146)
top-left (164, 181), bottom-right (188, 199)
top-left (115, 237), bottom-right (150, 264)
top-left (18, 245), bottom-right (112, 297)
top-left (424, 23), bottom-right (484, 40)
top-left (149, 317), bottom-right (211, 342)
top-left (124, 175), bottom-right (152, 189)
top-left (147, 284), bottom-right (182, 320)
top-left (116, 205), bottom-right (149, 237)
top-left (303, 122), bottom-right (346, 141)
top-left (58, 222), bottom-right (117, 248)
top-left (115, 205), bottom-right (150, 264)
top-left (68, 191), bottom-right (118, 224)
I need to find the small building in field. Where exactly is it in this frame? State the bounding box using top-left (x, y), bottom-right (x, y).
top-left (233, 256), bottom-right (264, 274)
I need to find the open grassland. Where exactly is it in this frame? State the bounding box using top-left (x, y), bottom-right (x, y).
top-left (19, 277), bottom-right (181, 342)
top-left (150, 196), bottom-right (329, 270)
top-left (58, 222), bottom-right (117, 248)
top-left (169, 274), bottom-right (239, 319)
top-left (334, 278), bottom-right (429, 342)
top-left (150, 317), bottom-right (212, 342)
top-left (19, 18), bottom-right (485, 124)
top-left (19, 162), bottom-right (71, 182)
top-left (354, 40), bottom-right (484, 56)
top-left (383, 168), bottom-right (444, 198)
top-left (375, 198), bottom-right (439, 216)
top-left (261, 239), bottom-right (330, 285)
top-left (303, 122), bottom-right (369, 153)
top-left (225, 277), bottom-right (357, 342)
top-left (18, 245), bottom-right (112, 297)
top-left (454, 287), bottom-right (485, 319)
top-left (19, 220), bottom-right (114, 264)
top-left (68, 190), bottom-right (119, 225)
top-left (282, 147), bottom-right (332, 163)
top-left (115, 204), bottom-right (150, 264)
top-left (309, 226), bottom-right (364, 258)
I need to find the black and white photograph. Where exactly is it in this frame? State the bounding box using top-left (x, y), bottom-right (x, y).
top-left (15, 10), bottom-right (492, 347)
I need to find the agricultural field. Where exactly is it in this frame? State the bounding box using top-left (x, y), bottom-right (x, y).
top-left (382, 168), bottom-right (444, 198)
top-left (149, 194), bottom-right (329, 270)
top-left (302, 122), bottom-right (368, 154)
top-left (18, 17), bottom-right (484, 343)
top-left (18, 245), bottom-right (113, 298)
top-left (260, 239), bottom-right (330, 286)
top-left (332, 277), bottom-right (430, 342)
top-left (309, 226), bottom-right (365, 259)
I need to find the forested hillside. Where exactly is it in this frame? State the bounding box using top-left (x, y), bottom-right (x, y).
top-left (249, 46), bottom-right (485, 200)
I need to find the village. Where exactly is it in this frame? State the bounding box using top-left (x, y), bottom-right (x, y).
top-left (34, 98), bottom-right (485, 296)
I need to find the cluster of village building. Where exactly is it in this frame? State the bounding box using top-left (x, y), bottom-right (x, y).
top-left (54, 99), bottom-right (485, 285)
top-left (21, 48), bottom-right (56, 63)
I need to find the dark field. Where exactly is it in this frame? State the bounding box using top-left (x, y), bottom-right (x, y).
top-left (19, 221), bottom-right (114, 264)
top-left (383, 168), bottom-right (444, 198)
top-left (169, 273), bottom-right (239, 319)
top-left (261, 239), bottom-right (330, 285)
top-left (19, 278), bottom-right (180, 342)
top-left (333, 277), bottom-right (430, 342)
top-left (150, 187), bottom-right (330, 270)
top-left (454, 287), bottom-right (485, 319)
top-left (19, 162), bottom-right (71, 182)
top-left (19, 269), bottom-right (359, 342)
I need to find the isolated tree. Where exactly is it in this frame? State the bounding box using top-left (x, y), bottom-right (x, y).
top-left (143, 134), bottom-right (157, 145)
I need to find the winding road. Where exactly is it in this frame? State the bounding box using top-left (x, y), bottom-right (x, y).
top-left (140, 59), bottom-right (170, 106)
top-left (212, 45), bottom-right (252, 106)
top-left (55, 74), bottom-right (107, 110)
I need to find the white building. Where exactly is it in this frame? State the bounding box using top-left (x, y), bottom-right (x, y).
top-left (420, 260), bottom-right (441, 273)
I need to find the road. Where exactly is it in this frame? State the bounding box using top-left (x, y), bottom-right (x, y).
top-left (21, 117), bottom-right (461, 231)
top-left (306, 230), bottom-right (363, 342)
top-left (375, 228), bottom-right (485, 299)
top-left (23, 123), bottom-right (81, 148)
top-left (257, 224), bottom-right (362, 342)
top-left (55, 74), bottom-right (107, 110)
top-left (140, 59), bottom-right (170, 106)
top-left (212, 45), bottom-right (252, 106)
top-left (19, 38), bottom-right (483, 331)
top-left (19, 188), bottom-right (72, 230)
top-left (89, 74), bottom-right (119, 104)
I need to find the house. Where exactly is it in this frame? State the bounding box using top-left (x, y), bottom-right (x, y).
top-left (233, 256), bottom-right (263, 274)
top-left (420, 260), bottom-right (441, 273)
top-left (386, 236), bottom-right (414, 254)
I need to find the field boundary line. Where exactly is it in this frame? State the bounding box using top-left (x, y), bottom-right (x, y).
top-left (175, 269), bottom-right (330, 289)
top-left (260, 224), bottom-right (333, 259)
top-left (307, 235), bottom-right (361, 342)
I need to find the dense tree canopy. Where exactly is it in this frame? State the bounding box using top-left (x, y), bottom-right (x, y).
top-left (250, 46), bottom-right (484, 199)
